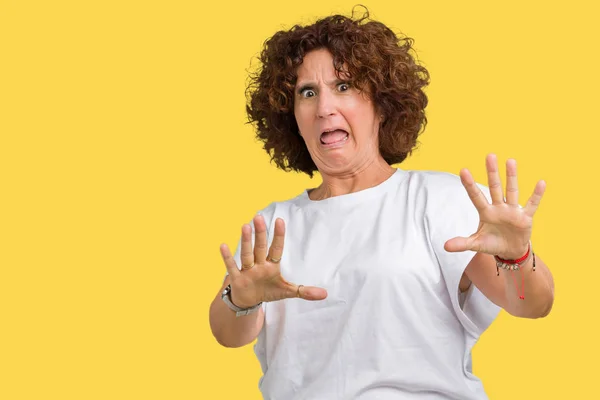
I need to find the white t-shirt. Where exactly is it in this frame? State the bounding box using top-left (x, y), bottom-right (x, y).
top-left (232, 168), bottom-right (500, 400)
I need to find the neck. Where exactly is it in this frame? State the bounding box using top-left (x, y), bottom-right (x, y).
top-left (309, 157), bottom-right (396, 201)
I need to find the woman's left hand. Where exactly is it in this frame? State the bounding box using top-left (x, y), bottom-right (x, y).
top-left (444, 154), bottom-right (546, 260)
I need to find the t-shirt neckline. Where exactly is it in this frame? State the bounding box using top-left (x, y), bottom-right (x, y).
top-left (296, 168), bottom-right (407, 208)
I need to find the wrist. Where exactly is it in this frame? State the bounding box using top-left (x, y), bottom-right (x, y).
top-left (494, 242), bottom-right (533, 274)
top-left (496, 243), bottom-right (530, 261)
top-left (494, 242), bottom-right (537, 301)
top-left (221, 285), bottom-right (262, 317)
top-left (229, 291), bottom-right (260, 309)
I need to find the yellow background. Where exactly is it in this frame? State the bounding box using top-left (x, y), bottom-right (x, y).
top-left (1, 0), bottom-right (598, 398)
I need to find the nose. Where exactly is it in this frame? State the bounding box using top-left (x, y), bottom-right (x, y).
top-left (316, 90), bottom-right (337, 119)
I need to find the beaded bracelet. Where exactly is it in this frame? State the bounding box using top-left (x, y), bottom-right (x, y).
top-left (494, 242), bottom-right (536, 300)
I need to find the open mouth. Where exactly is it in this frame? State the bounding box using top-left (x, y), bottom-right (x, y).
top-left (320, 129), bottom-right (349, 145)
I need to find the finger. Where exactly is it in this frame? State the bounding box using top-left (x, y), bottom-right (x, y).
top-left (459, 168), bottom-right (489, 212)
top-left (240, 224), bottom-right (254, 269)
top-left (220, 243), bottom-right (240, 278)
top-left (267, 218), bottom-right (285, 263)
top-left (294, 284), bottom-right (328, 301)
top-left (505, 158), bottom-right (519, 206)
top-left (253, 214), bottom-right (268, 262)
top-left (486, 154), bottom-right (504, 205)
top-left (444, 236), bottom-right (476, 253)
top-left (524, 180), bottom-right (546, 217)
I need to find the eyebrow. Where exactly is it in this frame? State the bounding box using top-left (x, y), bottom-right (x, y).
top-left (295, 78), bottom-right (347, 94)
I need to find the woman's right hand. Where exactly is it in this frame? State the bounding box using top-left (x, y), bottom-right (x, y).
top-left (220, 215), bottom-right (328, 309)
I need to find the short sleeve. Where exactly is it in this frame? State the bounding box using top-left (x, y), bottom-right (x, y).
top-left (424, 172), bottom-right (501, 338)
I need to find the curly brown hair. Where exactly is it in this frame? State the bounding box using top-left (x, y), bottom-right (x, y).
top-left (245, 6), bottom-right (430, 177)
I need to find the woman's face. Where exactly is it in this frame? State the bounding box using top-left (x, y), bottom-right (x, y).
top-left (294, 48), bottom-right (382, 177)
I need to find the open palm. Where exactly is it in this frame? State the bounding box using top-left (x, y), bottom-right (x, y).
top-left (444, 154), bottom-right (546, 260)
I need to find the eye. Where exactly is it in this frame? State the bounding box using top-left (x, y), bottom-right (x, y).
top-left (337, 82), bottom-right (350, 92)
top-left (300, 88), bottom-right (316, 98)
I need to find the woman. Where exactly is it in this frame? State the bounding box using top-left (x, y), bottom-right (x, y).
top-left (209, 8), bottom-right (554, 400)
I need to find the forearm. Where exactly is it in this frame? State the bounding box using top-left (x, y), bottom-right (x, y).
top-left (503, 254), bottom-right (554, 318)
top-left (209, 278), bottom-right (264, 348)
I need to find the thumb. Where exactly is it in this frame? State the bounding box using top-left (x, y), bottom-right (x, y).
top-left (295, 284), bottom-right (328, 301)
top-left (444, 236), bottom-right (473, 253)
